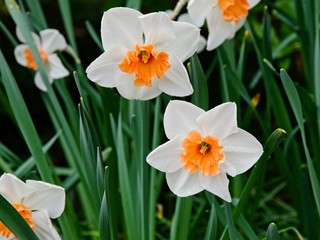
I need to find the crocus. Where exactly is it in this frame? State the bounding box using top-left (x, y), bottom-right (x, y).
top-left (0, 173), bottom-right (65, 240)
top-left (187, 0), bottom-right (260, 50)
top-left (86, 7), bottom-right (200, 100)
top-left (14, 28), bottom-right (69, 91)
top-left (147, 101), bottom-right (263, 202)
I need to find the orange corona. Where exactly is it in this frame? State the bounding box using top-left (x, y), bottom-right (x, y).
top-left (24, 48), bottom-right (48, 71)
top-left (218, 0), bottom-right (249, 23)
top-left (118, 44), bottom-right (170, 87)
top-left (180, 130), bottom-right (224, 176)
top-left (0, 203), bottom-right (34, 238)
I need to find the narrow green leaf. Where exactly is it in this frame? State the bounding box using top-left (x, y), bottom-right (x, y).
top-left (85, 20), bottom-right (103, 51)
top-left (24, 0), bottom-right (47, 29)
top-left (280, 69), bottom-right (320, 219)
top-left (266, 223), bottom-right (280, 240)
top-left (0, 194), bottom-right (39, 240)
top-left (170, 197), bottom-right (193, 240)
top-left (189, 53), bottom-right (209, 110)
top-left (126, 0), bottom-right (141, 10)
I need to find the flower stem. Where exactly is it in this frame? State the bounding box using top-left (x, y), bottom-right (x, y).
top-left (170, 0), bottom-right (188, 20)
top-left (224, 201), bottom-right (236, 240)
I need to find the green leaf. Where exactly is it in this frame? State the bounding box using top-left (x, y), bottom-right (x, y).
top-left (266, 223), bottom-right (280, 240)
top-left (0, 194), bottom-right (39, 240)
top-left (189, 54), bottom-right (209, 110)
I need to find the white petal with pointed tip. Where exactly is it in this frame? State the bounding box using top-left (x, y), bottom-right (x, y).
top-left (25, 180), bottom-right (65, 219)
top-left (140, 12), bottom-right (176, 46)
top-left (221, 129), bottom-right (263, 175)
top-left (159, 55), bottom-right (193, 97)
top-left (14, 44), bottom-right (28, 67)
top-left (46, 54), bottom-right (69, 79)
top-left (86, 45), bottom-right (128, 88)
top-left (206, 8), bottom-right (235, 50)
top-left (33, 211), bottom-right (61, 240)
top-left (101, 7), bottom-right (143, 50)
top-left (0, 173), bottom-right (34, 203)
top-left (40, 29), bottom-right (67, 53)
top-left (159, 21), bottom-right (200, 62)
top-left (187, 0), bottom-right (216, 27)
top-left (147, 135), bottom-right (184, 173)
top-left (164, 100), bottom-right (204, 139)
top-left (197, 102), bottom-right (238, 140)
top-left (200, 173), bottom-right (231, 202)
top-left (34, 72), bottom-right (54, 91)
top-left (166, 169), bottom-right (203, 197)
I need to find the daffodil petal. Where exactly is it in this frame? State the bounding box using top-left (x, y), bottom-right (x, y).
top-left (147, 135), bottom-right (184, 173)
top-left (187, 0), bottom-right (216, 27)
top-left (221, 129), bottom-right (263, 176)
top-left (248, 0), bottom-right (261, 8)
top-left (39, 29), bottom-right (67, 53)
top-left (16, 28), bottom-right (40, 47)
top-left (159, 55), bottom-right (193, 97)
top-left (46, 54), bottom-right (69, 79)
top-left (32, 211), bottom-right (61, 240)
top-left (116, 79), bottom-right (162, 100)
top-left (101, 7), bottom-right (143, 50)
top-left (140, 12), bottom-right (176, 47)
top-left (206, 8), bottom-right (235, 50)
top-left (166, 169), bottom-right (203, 197)
top-left (24, 180), bottom-right (65, 219)
top-left (164, 100), bottom-right (204, 139)
top-left (34, 72), bottom-right (54, 91)
top-left (86, 46), bottom-right (128, 88)
top-left (197, 102), bottom-right (238, 139)
top-left (0, 173), bottom-right (34, 203)
top-left (200, 173), bottom-right (231, 202)
top-left (197, 36), bottom-right (207, 53)
top-left (14, 44), bottom-right (28, 67)
top-left (160, 21), bottom-right (200, 62)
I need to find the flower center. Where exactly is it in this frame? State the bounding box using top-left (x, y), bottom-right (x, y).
top-left (218, 0), bottom-right (249, 23)
top-left (118, 44), bottom-right (170, 87)
top-left (24, 48), bottom-right (48, 71)
top-left (180, 130), bottom-right (224, 176)
top-left (0, 203), bottom-right (34, 238)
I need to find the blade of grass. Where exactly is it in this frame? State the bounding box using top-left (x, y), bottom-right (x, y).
top-left (280, 69), bottom-right (320, 219)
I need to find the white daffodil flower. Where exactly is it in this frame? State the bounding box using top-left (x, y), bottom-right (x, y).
top-left (14, 28), bottom-right (69, 91)
top-left (0, 173), bottom-right (65, 240)
top-left (147, 100), bottom-right (263, 202)
top-left (187, 0), bottom-right (261, 50)
top-left (86, 7), bottom-right (200, 100)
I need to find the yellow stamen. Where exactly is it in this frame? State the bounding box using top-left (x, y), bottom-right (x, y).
top-left (180, 130), bottom-right (224, 176)
top-left (0, 203), bottom-right (34, 238)
top-left (24, 48), bottom-right (48, 71)
top-left (218, 0), bottom-right (249, 23)
top-left (118, 44), bottom-right (170, 87)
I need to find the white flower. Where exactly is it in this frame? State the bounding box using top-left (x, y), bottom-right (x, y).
top-left (187, 0), bottom-right (261, 50)
top-left (86, 7), bottom-right (200, 100)
top-left (14, 28), bottom-right (69, 91)
top-left (0, 173), bottom-right (65, 240)
top-left (166, 10), bottom-right (206, 53)
top-left (147, 101), bottom-right (263, 202)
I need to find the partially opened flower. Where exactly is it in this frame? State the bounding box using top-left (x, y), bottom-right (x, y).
top-left (14, 28), bottom-right (69, 91)
top-left (147, 101), bottom-right (263, 201)
top-left (86, 7), bottom-right (200, 100)
top-left (0, 173), bottom-right (65, 240)
top-left (187, 0), bottom-right (260, 50)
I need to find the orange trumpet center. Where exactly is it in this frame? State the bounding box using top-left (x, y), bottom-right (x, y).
top-left (0, 203), bottom-right (34, 238)
top-left (218, 0), bottom-right (249, 23)
top-left (180, 130), bottom-right (225, 176)
top-left (24, 47), bottom-right (48, 71)
top-left (118, 44), bottom-right (170, 87)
